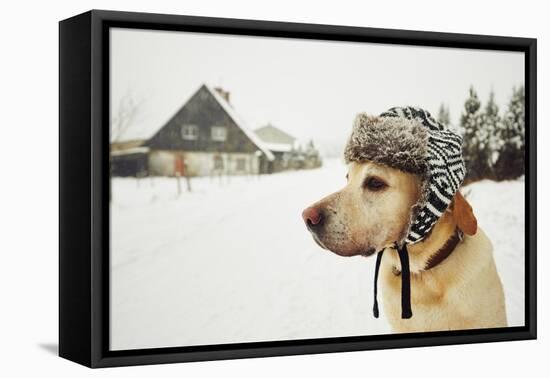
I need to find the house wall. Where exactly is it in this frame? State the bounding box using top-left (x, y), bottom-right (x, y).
top-left (148, 150), bottom-right (260, 177)
top-left (148, 151), bottom-right (176, 176)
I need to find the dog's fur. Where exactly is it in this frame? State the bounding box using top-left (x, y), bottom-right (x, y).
top-left (303, 161), bottom-right (507, 332)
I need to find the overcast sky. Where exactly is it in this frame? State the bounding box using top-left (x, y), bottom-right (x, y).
top-left (111, 28), bottom-right (524, 155)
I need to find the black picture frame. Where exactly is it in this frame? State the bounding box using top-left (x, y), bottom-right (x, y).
top-left (59, 9), bottom-right (537, 368)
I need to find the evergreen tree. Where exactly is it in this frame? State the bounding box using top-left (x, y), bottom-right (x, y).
top-left (437, 103), bottom-right (451, 126)
top-left (493, 85), bottom-right (525, 180)
top-left (483, 89), bottom-right (502, 177)
top-left (460, 86), bottom-right (491, 181)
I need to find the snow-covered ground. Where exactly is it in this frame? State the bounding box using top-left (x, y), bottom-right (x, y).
top-left (110, 160), bottom-right (525, 351)
top-left (464, 178), bottom-right (525, 328)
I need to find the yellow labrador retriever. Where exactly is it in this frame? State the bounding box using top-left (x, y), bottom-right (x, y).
top-left (302, 160), bottom-right (507, 332)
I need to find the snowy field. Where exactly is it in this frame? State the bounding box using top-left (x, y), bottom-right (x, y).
top-left (110, 159), bottom-right (525, 351)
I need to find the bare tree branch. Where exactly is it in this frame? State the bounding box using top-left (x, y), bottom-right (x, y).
top-left (111, 91), bottom-right (144, 142)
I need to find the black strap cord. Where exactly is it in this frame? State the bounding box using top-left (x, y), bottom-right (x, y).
top-left (397, 244), bottom-right (413, 319)
top-left (372, 250), bottom-right (384, 318)
top-left (372, 245), bottom-right (413, 319)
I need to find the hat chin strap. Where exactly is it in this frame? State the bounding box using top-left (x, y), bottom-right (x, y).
top-left (372, 244), bottom-right (413, 319)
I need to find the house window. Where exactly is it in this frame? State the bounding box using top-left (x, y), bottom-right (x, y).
top-left (211, 126), bottom-right (227, 142)
top-left (181, 124), bottom-right (198, 140)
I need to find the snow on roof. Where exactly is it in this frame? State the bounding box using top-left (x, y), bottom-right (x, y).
top-left (111, 146), bottom-right (150, 156)
top-left (263, 142), bottom-right (294, 153)
top-left (255, 124), bottom-right (296, 145)
top-left (204, 84), bottom-right (275, 161)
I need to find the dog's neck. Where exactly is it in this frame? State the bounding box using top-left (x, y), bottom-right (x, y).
top-left (389, 211), bottom-right (459, 273)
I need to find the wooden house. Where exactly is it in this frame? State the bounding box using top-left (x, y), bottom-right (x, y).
top-left (145, 84), bottom-right (274, 177)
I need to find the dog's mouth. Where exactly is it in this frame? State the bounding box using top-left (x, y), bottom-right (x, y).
top-left (311, 233), bottom-right (328, 250)
top-left (309, 232), bottom-right (376, 258)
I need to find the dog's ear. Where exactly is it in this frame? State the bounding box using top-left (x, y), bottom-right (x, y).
top-left (452, 191), bottom-right (477, 235)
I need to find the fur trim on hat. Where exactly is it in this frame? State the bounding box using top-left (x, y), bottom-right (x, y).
top-left (344, 113), bottom-right (430, 176)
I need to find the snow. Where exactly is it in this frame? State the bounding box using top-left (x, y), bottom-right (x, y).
top-left (110, 146), bottom-right (150, 156)
top-left (262, 142), bottom-right (294, 153)
top-left (110, 160), bottom-right (525, 351)
top-left (463, 178), bottom-right (525, 327)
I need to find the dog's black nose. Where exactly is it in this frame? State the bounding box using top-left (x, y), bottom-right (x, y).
top-left (302, 207), bottom-right (323, 228)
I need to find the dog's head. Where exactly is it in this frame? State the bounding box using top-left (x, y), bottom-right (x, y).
top-left (302, 111), bottom-right (475, 257)
top-left (302, 159), bottom-right (478, 258)
top-left (302, 160), bottom-right (422, 257)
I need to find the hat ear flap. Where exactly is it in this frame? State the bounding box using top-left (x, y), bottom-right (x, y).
top-left (452, 191), bottom-right (477, 235)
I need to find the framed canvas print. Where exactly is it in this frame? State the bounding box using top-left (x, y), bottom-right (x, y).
top-left (59, 10), bottom-right (537, 368)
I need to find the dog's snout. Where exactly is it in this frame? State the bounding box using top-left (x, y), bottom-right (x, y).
top-left (302, 207), bottom-right (323, 228)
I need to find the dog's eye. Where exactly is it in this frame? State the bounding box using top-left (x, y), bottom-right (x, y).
top-left (364, 176), bottom-right (387, 191)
